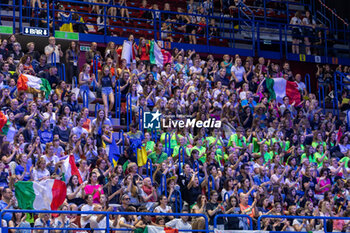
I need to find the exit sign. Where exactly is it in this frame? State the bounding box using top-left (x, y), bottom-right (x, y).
top-left (80, 46), bottom-right (90, 52)
top-left (23, 27), bottom-right (49, 37)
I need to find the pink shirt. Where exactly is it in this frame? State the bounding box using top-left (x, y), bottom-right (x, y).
top-left (84, 184), bottom-right (104, 203)
top-left (316, 178), bottom-right (331, 194)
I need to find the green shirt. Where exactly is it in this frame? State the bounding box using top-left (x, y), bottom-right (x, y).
top-left (314, 152), bottom-right (328, 168)
top-left (160, 133), bottom-right (178, 149)
top-left (145, 141), bottom-right (155, 152)
top-left (301, 153), bottom-right (316, 164)
top-left (339, 157), bottom-right (350, 168)
top-left (228, 134), bottom-right (247, 148)
top-left (148, 151), bottom-right (168, 164)
top-left (311, 141), bottom-right (326, 149)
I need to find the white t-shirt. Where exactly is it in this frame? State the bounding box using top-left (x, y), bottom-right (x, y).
top-left (166, 218), bottom-right (192, 230)
top-left (32, 168), bottom-right (50, 181)
top-left (231, 66), bottom-right (245, 82)
top-left (90, 215), bottom-right (113, 233)
top-left (296, 81), bottom-right (306, 92)
top-left (290, 16), bottom-right (302, 25)
top-left (80, 204), bottom-right (94, 227)
top-left (42, 155), bottom-right (60, 166)
top-left (72, 126), bottom-right (88, 140)
top-left (154, 205), bottom-right (172, 213)
top-left (189, 66), bottom-right (202, 75)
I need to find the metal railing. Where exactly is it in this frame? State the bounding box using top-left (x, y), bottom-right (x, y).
top-left (333, 71), bottom-right (349, 116)
top-left (257, 214), bottom-right (350, 232)
top-left (0, 209), bottom-right (210, 233)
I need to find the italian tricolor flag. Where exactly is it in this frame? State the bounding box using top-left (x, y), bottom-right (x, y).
top-left (17, 74), bottom-right (52, 99)
top-left (266, 77), bottom-right (301, 105)
top-left (61, 155), bottom-right (83, 184)
top-left (150, 40), bottom-right (172, 69)
top-left (135, 226), bottom-right (178, 233)
top-left (0, 111), bottom-right (8, 135)
top-left (15, 179), bottom-right (66, 210)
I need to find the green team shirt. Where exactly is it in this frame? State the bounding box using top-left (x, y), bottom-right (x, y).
top-left (311, 141), bottom-right (327, 149)
top-left (228, 134), bottom-right (247, 148)
top-left (314, 152), bottom-right (328, 168)
top-left (301, 153), bottom-right (316, 164)
top-left (145, 141), bottom-right (155, 152)
top-left (148, 151), bottom-right (168, 164)
top-left (172, 145), bottom-right (189, 157)
top-left (263, 152), bottom-right (273, 163)
top-left (339, 157), bottom-right (350, 168)
top-left (160, 133), bottom-right (178, 149)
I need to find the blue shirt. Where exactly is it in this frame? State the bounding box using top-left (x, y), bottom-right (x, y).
top-left (38, 129), bottom-right (53, 144)
top-left (0, 200), bottom-right (13, 222)
top-left (15, 161), bottom-right (32, 181)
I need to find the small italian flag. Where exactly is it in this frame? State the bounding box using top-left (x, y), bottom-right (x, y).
top-left (134, 226), bottom-right (178, 233)
top-left (61, 155), bottom-right (83, 184)
top-left (265, 77), bottom-right (301, 105)
top-left (150, 40), bottom-right (172, 69)
top-left (17, 74), bottom-right (52, 99)
top-left (15, 179), bottom-right (66, 210)
top-left (0, 111), bottom-right (8, 135)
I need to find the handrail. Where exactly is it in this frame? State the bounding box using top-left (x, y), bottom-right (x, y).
top-left (207, 175), bottom-right (215, 200)
top-left (146, 158), bottom-right (153, 183)
top-left (318, 85), bottom-right (325, 114)
top-left (316, 10), bottom-right (332, 29)
top-left (95, 103), bottom-right (101, 118)
top-left (304, 73), bottom-right (311, 94)
top-left (0, 209), bottom-right (210, 233)
top-left (333, 71), bottom-right (348, 117)
top-left (174, 189), bottom-right (182, 213)
top-left (160, 173), bottom-right (167, 196)
top-left (257, 214), bottom-right (350, 232)
top-left (347, 109), bottom-right (350, 131)
top-left (92, 55), bottom-right (99, 92)
top-left (115, 79), bottom-right (121, 119)
top-left (178, 146), bottom-right (185, 174)
top-left (118, 129), bottom-right (124, 154)
top-left (138, 106), bottom-right (144, 132)
top-left (126, 94), bottom-right (132, 132)
top-left (82, 90), bottom-right (88, 108)
top-left (223, 192), bottom-right (230, 202)
top-left (73, 76), bottom-right (78, 88)
top-left (165, 132), bottom-right (171, 157)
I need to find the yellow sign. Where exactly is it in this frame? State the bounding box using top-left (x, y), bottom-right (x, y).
top-left (299, 54), bottom-right (306, 62)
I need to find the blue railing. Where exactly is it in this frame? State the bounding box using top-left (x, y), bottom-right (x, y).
top-left (160, 173), bottom-right (167, 196)
top-left (165, 132), bottom-right (171, 157)
top-left (0, 209), bottom-right (209, 233)
top-left (146, 158), bottom-right (153, 183)
top-left (207, 175), bottom-right (215, 200)
top-left (94, 102), bottom-right (101, 118)
top-left (318, 84), bottom-right (326, 114)
top-left (305, 73), bottom-right (311, 94)
top-left (118, 129), bottom-right (124, 154)
top-left (115, 79), bottom-right (121, 120)
top-left (139, 106), bottom-right (144, 132)
top-left (257, 214), bottom-right (350, 232)
top-left (333, 71), bottom-right (349, 116)
top-left (126, 93), bottom-right (132, 132)
top-left (178, 146), bottom-right (185, 174)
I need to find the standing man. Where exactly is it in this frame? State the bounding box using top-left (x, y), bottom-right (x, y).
top-left (45, 36), bottom-right (63, 65)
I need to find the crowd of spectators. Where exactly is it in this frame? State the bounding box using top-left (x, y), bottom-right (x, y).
top-left (0, 32), bottom-right (350, 232)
